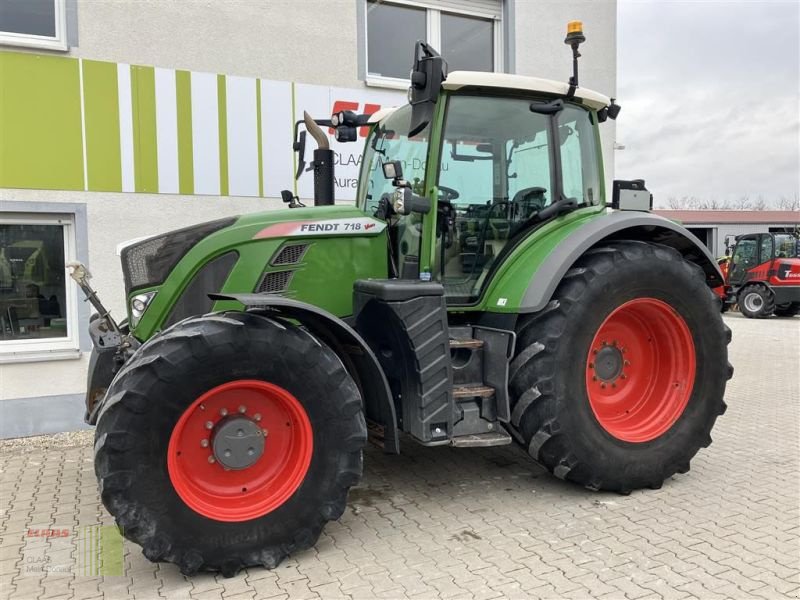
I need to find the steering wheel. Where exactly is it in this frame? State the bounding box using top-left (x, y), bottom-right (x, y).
top-left (438, 185), bottom-right (460, 202)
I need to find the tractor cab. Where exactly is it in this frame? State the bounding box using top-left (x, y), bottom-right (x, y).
top-left (357, 79), bottom-right (606, 304)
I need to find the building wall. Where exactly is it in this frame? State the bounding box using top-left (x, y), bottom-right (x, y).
top-left (0, 0), bottom-right (618, 436)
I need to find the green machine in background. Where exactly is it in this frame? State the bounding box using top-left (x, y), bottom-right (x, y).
top-left (70, 23), bottom-right (732, 578)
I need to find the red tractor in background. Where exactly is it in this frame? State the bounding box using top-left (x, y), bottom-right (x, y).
top-left (721, 232), bottom-right (800, 318)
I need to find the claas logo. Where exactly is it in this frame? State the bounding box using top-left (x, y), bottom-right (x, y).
top-left (330, 101), bottom-right (382, 138)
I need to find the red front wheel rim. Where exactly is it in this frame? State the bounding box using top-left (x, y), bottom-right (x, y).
top-left (585, 298), bottom-right (696, 443)
top-left (167, 380), bottom-right (313, 522)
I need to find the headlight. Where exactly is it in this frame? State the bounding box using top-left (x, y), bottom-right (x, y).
top-left (130, 291), bottom-right (157, 328)
top-left (120, 217), bottom-right (236, 294)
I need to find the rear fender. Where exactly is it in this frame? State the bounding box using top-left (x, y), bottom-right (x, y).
top-left (210, 293), bottom-right (399, 453)
top-left (519, 211), bottom-right (723, 313)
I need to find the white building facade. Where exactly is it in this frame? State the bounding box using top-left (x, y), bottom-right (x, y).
top-left (0, 0), bottom-right (617, 437)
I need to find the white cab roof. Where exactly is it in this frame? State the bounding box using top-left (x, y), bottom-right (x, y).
top-left (443, 71), bottom-right (610, 110)
top-left (366, 71), bottom-right (611, 124)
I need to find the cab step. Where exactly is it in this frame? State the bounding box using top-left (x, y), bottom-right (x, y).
top-left (451, 428), bottom-right (513, 447)
top-left (453, 384), bottom-right (495, 398)
top-left (449, 338), bottom-right (484, 349)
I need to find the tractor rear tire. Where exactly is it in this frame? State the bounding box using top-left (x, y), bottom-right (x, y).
top-left (94, 311), bottom-right (366, 576)
top-left (738, 284), bottom-right (775, 318)
top-left (509, 241), bottom-right (732, 493)
top-left (774, 302), bottom-right (800, 317)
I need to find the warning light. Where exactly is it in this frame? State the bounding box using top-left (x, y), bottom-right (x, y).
top-left (567, 21), bottom-right (583, 35)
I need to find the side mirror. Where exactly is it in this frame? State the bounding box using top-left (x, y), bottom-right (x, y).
top-left (408, 41), bottom-right (447, 137)
top-left (382, 160), bottom-right (403, 180)
top-left (392, 187), bottom-right (431, 215)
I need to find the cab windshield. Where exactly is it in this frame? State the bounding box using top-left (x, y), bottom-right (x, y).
top-left (775, 234), bottom-right (799, 258)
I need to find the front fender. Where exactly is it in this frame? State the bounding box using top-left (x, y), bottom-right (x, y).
top-left (210, 293), bottom-right (399, 453)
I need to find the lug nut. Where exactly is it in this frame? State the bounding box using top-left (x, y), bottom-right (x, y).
top-left (205, 421), bottom-right (213, 430)
top-left (262, 429), bottom-right (269, 436)
top-left (592, 375), bottom-right (598, 381)
top-left (621, 374), bottom-right (627, 379)
top-left (588, 363), bottom-right (594, 369)
top-left (220, 408), bottom-right (228, 417)
top-left (200, 439), bottom-right (209, 448)
top-left (601, 383), bottom-right (607, 389)
top-left (208, 456), bottom-right (216, 464)
top-left (200, 404), bottom-right (206, 411)
top-left (624, 360), bottom-right (630, 366)
top-left (238, 405), bottom-right (246, 414)
top-left (254, 413), bottom-right (262, 421)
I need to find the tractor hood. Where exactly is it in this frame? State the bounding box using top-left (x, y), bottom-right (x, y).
top-left (123, 205), bottom-right (388, 340)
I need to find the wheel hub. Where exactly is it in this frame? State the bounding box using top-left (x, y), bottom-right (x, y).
top-left (212, 416), bottom-right (265, 470)
top-left (593, 344), bottom-right (624, 382)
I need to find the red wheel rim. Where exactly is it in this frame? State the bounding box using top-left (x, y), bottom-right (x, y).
top-left (167, 380), bottom-right (313, 522)
top-left (585, 298), bottom-right (696, 443)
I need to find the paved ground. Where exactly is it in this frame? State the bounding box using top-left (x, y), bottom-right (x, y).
top-left (1, 312), bottom-right (798, 600)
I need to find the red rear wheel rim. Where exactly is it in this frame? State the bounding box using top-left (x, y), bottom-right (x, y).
top-left (167, 380), bottom-right (313, 522)
top-left (585, 298), bottom-right (696, 443)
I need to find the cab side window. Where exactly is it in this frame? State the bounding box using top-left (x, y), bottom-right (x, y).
top-left (559, 105), bottom-right (601, 205)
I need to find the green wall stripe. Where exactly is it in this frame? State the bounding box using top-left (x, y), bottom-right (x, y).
top-left (0, 53), bottom-right (84, 190)
top-left (82, 60), bottom-right (122, 192)
top-left (217, 74), bottom-right (229, 196)
top-left (175, 70), bottom-right (194, 195)
top-left (256, 79), bottom-right (264, 197)
top-left (130, 65), bottom-right (159, 193)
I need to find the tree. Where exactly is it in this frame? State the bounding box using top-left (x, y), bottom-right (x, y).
top-left (732, 195), bottom-right (752, 210)
top-left (777, 194), bottom-right (800, 211)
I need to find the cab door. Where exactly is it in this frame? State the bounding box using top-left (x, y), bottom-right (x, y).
top-left (728, 235), bottom-right (759, 286)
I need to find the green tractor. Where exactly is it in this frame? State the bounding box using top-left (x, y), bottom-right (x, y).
top-left (71, 24), bottom-right (732, 577)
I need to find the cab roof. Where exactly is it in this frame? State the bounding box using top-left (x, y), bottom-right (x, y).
top-left (367, 70), bottom-right (611, 125)
top-left (443, 71), bottom-right (610, 110)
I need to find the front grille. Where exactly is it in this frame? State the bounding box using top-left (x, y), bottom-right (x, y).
top-left (121, 217), bottom-right (236, 294)
top-left (270, 243), bottom-right (309, 266)
top-left (256, 270), bottom-right (294, 294)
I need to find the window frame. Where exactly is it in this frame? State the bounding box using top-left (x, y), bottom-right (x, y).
top-left (0, 0), bottom-right (68, 51)
top-left (0, 207), bottom-right (88, 363)
top-left (363, 0), bottom-right (503, 89)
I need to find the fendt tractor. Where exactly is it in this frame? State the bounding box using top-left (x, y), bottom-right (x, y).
top-left (721, 231), bottom-right (800, 318)
top-left (69, 24), bottom-right (732, 577)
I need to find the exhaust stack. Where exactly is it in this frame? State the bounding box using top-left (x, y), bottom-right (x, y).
top-left (303, 112), bottom-right (335, 206)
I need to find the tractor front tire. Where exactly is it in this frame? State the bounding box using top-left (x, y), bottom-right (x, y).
top-left (94, 312), bottom-right (366, 576)
top-left (738, 284), bottom-right (775, 318)
top-left (774, 302), bottom-right (800, 317)
top-left (509, 241), bottom-right (732, 493)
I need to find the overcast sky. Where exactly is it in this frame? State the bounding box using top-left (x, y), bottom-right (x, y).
top-left (615, 0), bottom-right (799, 208)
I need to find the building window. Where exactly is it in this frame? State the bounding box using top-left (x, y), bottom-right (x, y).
top-left (365, 0), bottom-right (502, 88)
top-left (0, 214), bottom-right (80, 359)
top-left (0, 0), bottom-right (68, 51)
